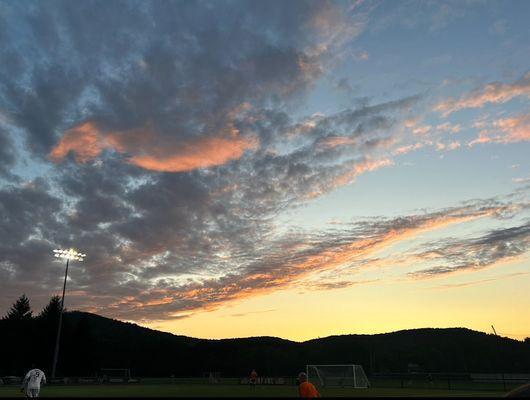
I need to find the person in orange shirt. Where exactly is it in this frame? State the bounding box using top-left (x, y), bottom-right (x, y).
top-left (298, 372), bottom-right (320, 398)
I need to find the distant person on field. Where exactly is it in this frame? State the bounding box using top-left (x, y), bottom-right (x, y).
top-left (298, 372), bottom-right (320, 398)
top-left (428, 373), bottom-right (434, 385)
top-left (250, 369), bottom-right (258, 386)
top-left (21, 365), bottom-right (46, 398)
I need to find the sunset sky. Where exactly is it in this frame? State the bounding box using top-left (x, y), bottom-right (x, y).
top-left (0, 0), bottom-right (529, 341)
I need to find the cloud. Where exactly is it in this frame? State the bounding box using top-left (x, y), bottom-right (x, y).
top-left (408, 220), bottom-right (530, 279)
top-left (412, 125), bottom-right (432, 135)
top-left (33, 91), bottom-right (423, 320)
top-left (302, 279), bottom-right (379, 291)
top-left (513, 176), bottom-right (530, 184)
top-left (2, 0), bottom-right (528, 329)
top-left (2, 1), bottom-right (354, 162)
top-left (329, 158), bottom-right (394, 189)
top-left (49, 122), bottom-right (125, 163)
top-left (436, 141), bottom-right (461, 151)
top-left (94, 199), bottom-right (522, 321)
top-left (317, 135), bottom-right (356, 150)
top-left (0, 129), bottom-right (19, 182)
top-left (50, 121), bottom-right (259, 172)
top-left (393, 142), bottom-right (425, 156)
top-left (435, 122), bottom-right (461, 134)
top-left (226, 309), bottom-right (276, 318)
top-left (434, 71), bottom-right (530, 117)
top-left (469, 113), bottom-right (530, 146)
top-left (389, 119), bottom-right (462, 157)
top-left (430, 272), bottom-right (530, 290)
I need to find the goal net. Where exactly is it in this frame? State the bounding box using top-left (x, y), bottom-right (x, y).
top-left (99, 368), bottom-right (132, 383)
top-left (306, 365), bottom-right (370, 388)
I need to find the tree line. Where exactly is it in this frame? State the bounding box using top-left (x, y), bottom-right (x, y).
top-left (1, 294), bottom-right (529, 377)
top-left (2, 294), bottom-right (63, 321)
top-left (0, 294), bottom-right (66, 376)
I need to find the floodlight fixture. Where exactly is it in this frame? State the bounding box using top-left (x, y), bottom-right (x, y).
top-left (53, 248), bottom-right (86, 261)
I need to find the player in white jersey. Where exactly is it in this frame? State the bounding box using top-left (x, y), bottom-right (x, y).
top-left (21, 366), bottom-right (46, 398)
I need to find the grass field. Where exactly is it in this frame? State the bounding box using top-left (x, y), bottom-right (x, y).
top-left (0, 384), bottom-right (509, 397)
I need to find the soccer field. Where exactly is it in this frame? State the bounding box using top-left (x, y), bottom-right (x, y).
top-left (0, 384), bottom-right (508, 397)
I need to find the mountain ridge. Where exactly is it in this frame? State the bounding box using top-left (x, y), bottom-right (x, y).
top-left (1, 310), bottom-right (529, 377)
top-left (68, 311), bottom-right (514, 343)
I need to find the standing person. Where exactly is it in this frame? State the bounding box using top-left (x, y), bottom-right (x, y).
top-left (21, 365), bottom-right (46, 398)
top-left (249, 369), bottom-right (258, 386)
top-left (298, 372), bottom-right (320, 398)
top-left (428, 373), bottom-right (434, 386)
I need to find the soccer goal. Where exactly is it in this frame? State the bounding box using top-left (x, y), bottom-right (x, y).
top-left (306, 364), bottom-right (370, 388)
top-left (99, 368), bottom-right (132, 383)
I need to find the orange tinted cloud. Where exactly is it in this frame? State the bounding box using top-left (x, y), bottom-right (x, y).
top-left (110, 202), bottom-right (510, 321)
top-left (434, 72), bottom-right (530, 117)
top-left (49, 122), bottom-right (125, 163)
top-left (49, 121), bottom-right (258, 172)
top-left (412, 125), bottom-right (432, 135)
top-left (129, 135), bottom-right (258, 172)
top-left (393, 142), bottom-right (425, 155)
top-left (318, 135), bottom-right (356, 150)
top-left (469, 113), bottom-right (530, 146)
top-left (303, 157), bottom-right (394, 200)
top-left (436, 141), bottom-right (461, 151)
top-left (332, 158), bottom-right (393, 188)
top-left (435, 122), bottom-right (461, 134)
top-left (429, 271), bottom-right (530, 290)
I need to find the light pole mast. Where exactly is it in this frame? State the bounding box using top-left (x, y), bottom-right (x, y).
top-left (491, 325), bottom-right (506, 391)
top-left (51, 249), bottom-right (86, 379)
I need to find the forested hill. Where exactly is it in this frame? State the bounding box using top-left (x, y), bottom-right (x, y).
top-left (1, 310), bottom-right (529, 377)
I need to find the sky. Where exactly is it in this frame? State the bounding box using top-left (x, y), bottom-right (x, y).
top-left (0, 0), bottom-right (529, 342)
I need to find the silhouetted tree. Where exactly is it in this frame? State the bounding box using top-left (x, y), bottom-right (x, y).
top-left (4, 294), bottom-right (32, 320)
top-left (39, 295), bottom-right (63, 321)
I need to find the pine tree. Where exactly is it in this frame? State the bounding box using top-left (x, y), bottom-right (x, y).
top-left (4, 294), bottom-right (33, 320)
top-left (39, 295), bottom-right (63, 320)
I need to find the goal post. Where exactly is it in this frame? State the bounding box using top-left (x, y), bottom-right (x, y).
top-left (99, 368), bottom-right (132, 383)
top-left (306, 364), bottom-right (370, 388)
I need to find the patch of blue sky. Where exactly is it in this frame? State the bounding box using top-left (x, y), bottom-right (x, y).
top-left (280, 3), bottom-right (530, 234)
top-left (319, 4), bottom-right (528, 106)
top-left (276, 139), bottom-right (529, 233)
top-left (61, 84), bottom-right (102, 127)
top-left (1, 127), bottom-right (51, 184)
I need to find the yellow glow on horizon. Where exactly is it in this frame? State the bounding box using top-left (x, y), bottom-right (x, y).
top-left (146, 258), bottom-right (530, 342)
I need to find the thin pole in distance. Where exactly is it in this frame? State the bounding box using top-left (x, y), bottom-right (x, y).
top-left (491, 324), bottom-right (506, 391)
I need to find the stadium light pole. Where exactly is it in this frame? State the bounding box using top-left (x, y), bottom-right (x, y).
top-left (51, 248), bottom-right (86, 379)
top-left (491, 325), bottom-right (506, 391)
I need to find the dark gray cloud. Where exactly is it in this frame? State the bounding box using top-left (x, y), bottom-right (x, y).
top-left (0, 178), bottom-right (65, 301)
top-left (0, 129), bottom-right (18, 181)
top-left (79, 199), bottom-right (523, 322)
top-left (409, 220), bottom-right (530, 278)
top-left (0, 0), bottom-right (342, 157)
top-left (303, 279), bottom-right (379, 291)
top-left (0, 0), bottom-right (374, 316)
